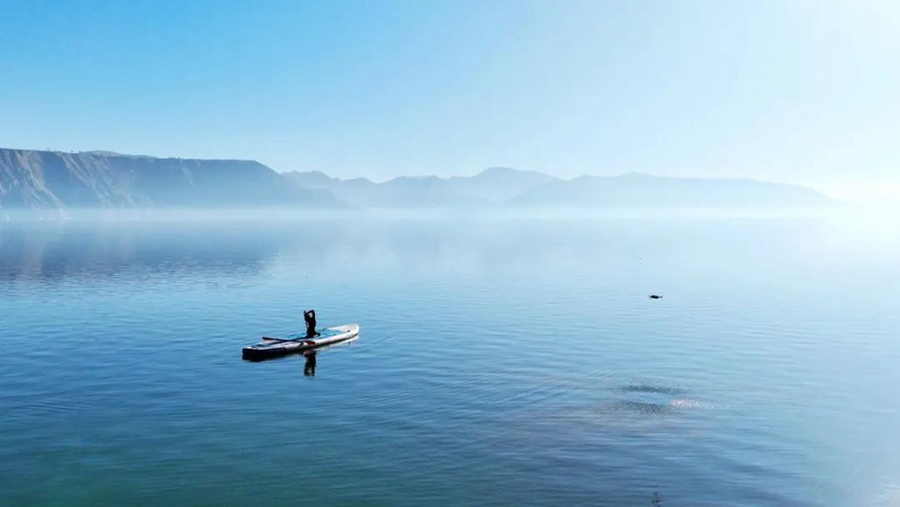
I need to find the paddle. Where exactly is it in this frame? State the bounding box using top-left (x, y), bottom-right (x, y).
top-left (261, 333), bottom-right (320, 344)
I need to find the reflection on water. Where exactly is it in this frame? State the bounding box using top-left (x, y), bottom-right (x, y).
top-left (296, 337), bottom-right (361, 377)
top-left (304, 352), bottom-right (317, 377)
top-left (3, 212), bottom-right (898, 287)
top-left (0, 221), bottom-right (282, 282)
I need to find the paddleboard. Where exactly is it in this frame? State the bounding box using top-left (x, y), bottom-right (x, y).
top-left (242, 323), bottom-right (359, 361)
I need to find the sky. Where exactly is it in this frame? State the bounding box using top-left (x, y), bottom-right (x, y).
top-left (1, 0), bottom-right (898, 202)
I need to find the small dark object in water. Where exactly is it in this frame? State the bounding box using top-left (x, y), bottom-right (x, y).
top-left (649, 294), bottom-right (663, 299)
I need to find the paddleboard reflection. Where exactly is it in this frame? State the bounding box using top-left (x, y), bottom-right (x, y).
top-left (301, 336), bottom-right (358, 377)
top-left (303, 351), bottom-right (316, 376)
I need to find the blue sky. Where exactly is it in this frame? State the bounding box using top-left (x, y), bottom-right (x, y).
top-left (1, 0), bottom-right (898, 199)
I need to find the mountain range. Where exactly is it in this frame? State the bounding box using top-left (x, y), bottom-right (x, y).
top-left (0, 148), bottom-right (840, 211)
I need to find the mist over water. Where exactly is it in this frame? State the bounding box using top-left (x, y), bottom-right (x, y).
top-left (1, 211), bottom-right (898, 506)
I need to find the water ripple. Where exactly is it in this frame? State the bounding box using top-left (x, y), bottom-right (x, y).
top-left (2, 217), bottom-right (898, 506)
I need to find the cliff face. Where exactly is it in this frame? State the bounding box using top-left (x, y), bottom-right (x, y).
top-left (0, 150), bottom-right (69, 208)
top-left (0, 149), bottom-right (336, 209)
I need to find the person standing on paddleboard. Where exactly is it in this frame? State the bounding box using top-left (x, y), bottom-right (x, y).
top-left (304, 309), bottom-right (318, 337)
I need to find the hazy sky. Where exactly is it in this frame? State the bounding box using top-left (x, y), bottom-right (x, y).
top-left (1, 0), bottom-right (898, 199)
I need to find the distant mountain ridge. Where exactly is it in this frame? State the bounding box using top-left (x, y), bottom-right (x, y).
top-left (0, 147), bottom-right (840, 211)
top-left (508, 172), bottom-right (837, 208)
top-left (281, 166), bottom-right (556, 208)
top-left (282, 167), bottom-right (838, 209)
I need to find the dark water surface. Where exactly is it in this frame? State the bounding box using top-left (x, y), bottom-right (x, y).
top-left (1, 213), bottom-right (898, 506)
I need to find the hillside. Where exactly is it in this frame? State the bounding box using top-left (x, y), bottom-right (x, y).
top-left (0, 149), bottom-right (337, 209)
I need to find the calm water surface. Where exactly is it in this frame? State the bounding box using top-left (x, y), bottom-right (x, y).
top-left (1, 213), bottom-right (898, 506)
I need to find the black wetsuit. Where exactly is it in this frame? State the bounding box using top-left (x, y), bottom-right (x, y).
top-left (303, 310), bottom-right (317, 338)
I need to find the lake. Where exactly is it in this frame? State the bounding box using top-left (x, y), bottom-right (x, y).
top-left (1, 211), bottom-right (898, 506)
